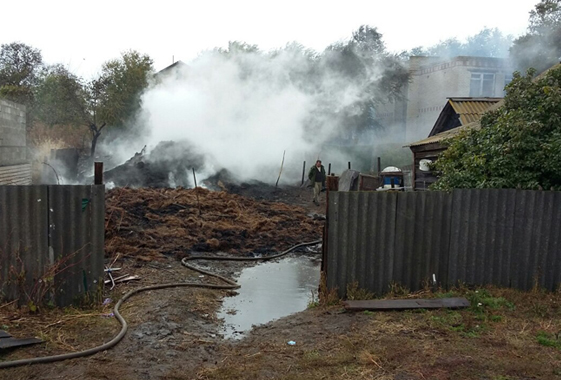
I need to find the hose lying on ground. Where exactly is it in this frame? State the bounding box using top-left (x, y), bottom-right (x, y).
top-left (0, 239), bottom-right (322, 369)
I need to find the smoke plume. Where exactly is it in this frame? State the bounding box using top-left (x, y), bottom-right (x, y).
top-left (128, 43), bottom-right (403, 186)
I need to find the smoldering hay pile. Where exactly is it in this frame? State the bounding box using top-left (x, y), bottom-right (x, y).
top-left (102, 140), bottom-right (206, 188)
top-left (105, 186), bottom-right (323, 261)
top-left (101, 140), bottom-right (294, 191)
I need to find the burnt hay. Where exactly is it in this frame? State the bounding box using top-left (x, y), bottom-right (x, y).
top-left (105, 187), bottom-right (322, 261)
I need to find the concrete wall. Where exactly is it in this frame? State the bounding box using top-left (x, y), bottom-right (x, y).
top-left (376, 56), bottom-right (511, 144)
top-left (0, 99), bottom-right (27, 166)
top-left (404, 56), bottom-right (511, 142)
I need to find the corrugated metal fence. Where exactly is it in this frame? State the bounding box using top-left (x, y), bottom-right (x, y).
top-left (326, 189), bottom-right (561, 298)
top-left (0, 185), bottom-right (105, 307)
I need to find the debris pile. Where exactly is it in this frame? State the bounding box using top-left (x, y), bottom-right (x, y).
top-left (103, 141), bottom-right (205, 187)
top-left (203, 169), bottom-right (304, 203)
top-left (105, 187), bottom-right (323, 261)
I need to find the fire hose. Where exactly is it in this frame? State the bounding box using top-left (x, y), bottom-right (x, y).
top-left (0, 239), bottom-right (322, 369)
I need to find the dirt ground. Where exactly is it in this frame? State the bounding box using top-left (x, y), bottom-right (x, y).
top-left (2, 185), bottom-right (561, 379)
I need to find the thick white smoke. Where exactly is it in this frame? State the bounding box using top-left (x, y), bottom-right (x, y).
top-left (141, 53), bottom-right (312, 182)
top-left (132, 46), bottom-right (394, 185)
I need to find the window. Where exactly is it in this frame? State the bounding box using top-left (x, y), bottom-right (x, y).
top-left (469, 73), bottom-right (495, 97)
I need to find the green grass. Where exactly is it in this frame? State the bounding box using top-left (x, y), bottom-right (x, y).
top-left (537, 331), bottom-right (561, 350)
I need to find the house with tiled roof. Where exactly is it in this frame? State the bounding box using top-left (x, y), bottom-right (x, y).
top-left (405, 97), bottom-right (502, 191)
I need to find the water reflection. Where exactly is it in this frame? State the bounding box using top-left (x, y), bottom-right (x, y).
top-left (218, 256), bottom-right (321, 339)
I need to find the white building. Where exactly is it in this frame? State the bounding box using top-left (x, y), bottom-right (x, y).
top-left (377, 56), bottom-right (512, 143)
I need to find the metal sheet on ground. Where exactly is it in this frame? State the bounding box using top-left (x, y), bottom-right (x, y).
top-left (0, 337), bottom-right (43, 349)
top-left (344, 297), bottom-right (470, 311)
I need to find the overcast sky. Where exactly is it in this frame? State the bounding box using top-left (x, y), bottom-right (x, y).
top-left (1, 0), bottom-right (539, 79)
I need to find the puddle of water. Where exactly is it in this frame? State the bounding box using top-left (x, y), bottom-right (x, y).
top-left (218, 256), bottom-right (321, 339)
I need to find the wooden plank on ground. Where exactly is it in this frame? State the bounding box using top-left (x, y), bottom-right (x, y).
top-left (343, 297), bottom-right (470, 311)
top-left (0, 330), bottom-right (12, 339)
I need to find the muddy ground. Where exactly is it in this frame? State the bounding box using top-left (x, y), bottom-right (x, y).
top-left (2, 185), bottom-right (561, 379)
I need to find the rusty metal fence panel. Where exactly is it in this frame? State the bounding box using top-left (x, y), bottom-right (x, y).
top-left (326, 189), bottom-right (561, 298)
top-left (510, 190), bottom-right (561, 291)
top-left (0, 186), bottom-right (49, 302)
top-left (448, 189), bottom-right (561, 291)
top-left (393, 191), bottom-right (452, 291)
top-left (448, 189), bottom-right (518, 289)
top-left (0, 185), bottom-right (104, 307)
top-left (358, 174), bottom-right (380, 191)
top-left (49, 185), bottom-right (105, 306)
top-left (326, 191), bottom-right (398, 298)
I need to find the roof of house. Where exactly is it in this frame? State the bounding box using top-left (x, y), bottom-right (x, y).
top-left (447, 98), bottom-right (501, 125)
top-left (154, 60), bottom-right (188, 78)
top-left (428, 97), bottom-right (502, 136)
top-left (408, 96), bottom-right (509, 148)
top-left (406, 120), bottom-right (480, 148)
top-left (535, 62), bottom-right (561, 79)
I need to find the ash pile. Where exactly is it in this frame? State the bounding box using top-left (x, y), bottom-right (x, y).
top-left (101, 140), bottom-right (300, 204)
top-left (103, 141), bottom-right (205, 188)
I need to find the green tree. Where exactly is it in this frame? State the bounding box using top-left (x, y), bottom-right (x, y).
top-left (217, 41), bottom-right (260, 56)
top-left (33, 64), bottom-right (86, 127)
top-left (213, 41), bottom-right (262, 81)
top-left (464, 28), bottom-right (514, 57)
top-left (192, 29), bottom-right (408, 143)
top-left (431, 66), bottom-right (561, 191)
top-left (511, 0), bottom-right (561, 73)
top-left (408, 28), bottom-right (513, 58)
top-left (86, 50), bottom-right (153, 156)
top-left (0, 42), bottom-right (43, 105)
top-left (318, 25), bottom-right (409, 138)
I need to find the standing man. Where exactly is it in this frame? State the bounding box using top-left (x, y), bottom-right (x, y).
top-left (308, 160), bottom-right (326, 206)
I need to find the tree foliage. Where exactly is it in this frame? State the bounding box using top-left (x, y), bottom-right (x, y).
top-left (86, 50), bottom-right (153, 156)
top-left (217, 41), bottom-right (260, 56)
top-left (88, 50), bottom-right (153, 128)
top-left (408, 28), bottom-right (513, 58)
top-left (318, 25), bottom-right (409, 137)
top-left (511, 0), bottom-right (561, 73)
top-left (33, 64), bottom-right (86, 127)
top-left (0, 42), bottom-right (43, 104)
top-left (323, 25), bottom-right (408, 104)
top-left (431, 65), bottom-right (561, 191)
top-left (199, 27), bottom-right (409, 142)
